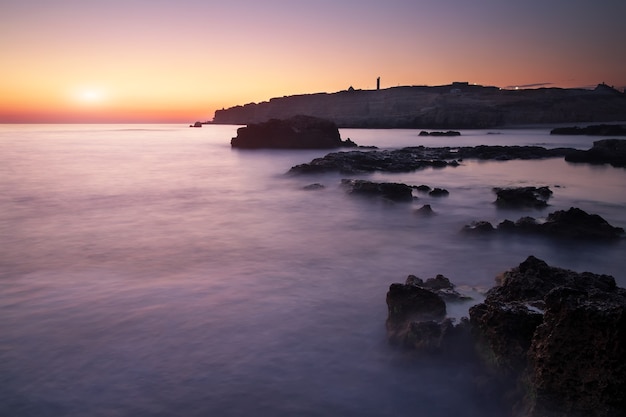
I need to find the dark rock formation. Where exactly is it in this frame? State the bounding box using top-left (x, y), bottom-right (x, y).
top-left (415, 204), bottom-right (435, 216)
top-left (463, 207), bottom-right (624, 239)
top-left (230, 115), bottom-right (357, 149)
top-left (565, 139), bottom-right (626, 168)
top-left (419, 130), bottom-right (461, 136)
top-left (493, 186), bottom-right (552, 208)
top-left (550, 124), bottom-right (626, 136)
top-left (385, 281), bottom-right (447, 348)
top-left (302, 183), bottom-right (325, 190)
top-left (190, 121), bottom-right (203, 128)
top-left (429, 187), bottom-right (449, 197)
top-left (469, 256), bottom-right (626, 417)
top-left (213, 84), bottom-right (626, 129)
top-left (340, 179), bottom-right (414, 202)
top-left (288, 145), bottom-right (571, 175)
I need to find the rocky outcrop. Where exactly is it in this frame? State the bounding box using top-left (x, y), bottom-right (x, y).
top-left (550, 124), bottom-right (626, 136)
top-left (341, 179), bottom-right (414, 202)
top-left (288, 145), bottom-right (571, 175)
top-left (469, 256), bottom-right (626, 417)
top-left (565, 139), bottom-right (626, 168)
top-left (213, 84), bottom-right (626, 129)
top-left (230, 115), bottom-right (357, 149)
top-left (463, 207), bottom-right (624, 239)
top-left (493, 186), bottom-right (553, 208)
top-left (385, 257), bottom-right (626, 415)
top-left (385, 275), bottom-right (471, 351)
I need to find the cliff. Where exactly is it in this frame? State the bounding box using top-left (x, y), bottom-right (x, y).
top-left (212, 83), bottom-right (626, 129)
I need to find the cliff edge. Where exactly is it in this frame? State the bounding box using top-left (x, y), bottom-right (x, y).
top-left (213, 83), bottom-right (626, 129)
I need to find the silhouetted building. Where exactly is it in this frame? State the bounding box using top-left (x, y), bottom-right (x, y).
top-left (377, 77), bottom-right (380, 90)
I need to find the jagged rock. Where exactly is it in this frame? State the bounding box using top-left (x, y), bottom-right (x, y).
top-left (565, 139), bottom-right (626, 168)
top-left (406, 274), bottom-right (471, 301)
top-left (230, 115), bottom-right (357, 149)
top-left (493, 186), bottom-right (552, 208)
top-left (190, 121), bottom-right (202, 127)
top-left (340, 179), bottom-right (414, 202)
top-left (469, 256), bottom-right (626, 417)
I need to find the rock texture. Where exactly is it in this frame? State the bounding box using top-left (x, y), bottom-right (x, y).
top-left (213, 83), bottom-right (626, 129)
top-left (469, 256), bottom-right (626, 417)
top-left (230, 115), bottom-right (357, 149)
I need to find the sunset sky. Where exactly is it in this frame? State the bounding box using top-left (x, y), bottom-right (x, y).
top-left (2, 0), bottom-right (625, 123)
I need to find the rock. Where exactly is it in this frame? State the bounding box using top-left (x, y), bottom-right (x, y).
top-left (230, 115), bottom-right (357, 149)
top-left (340, 179), bottom-right (414, 202)
top-left (428, 187), bottom-right (449, 197)
top-left (385, 283), bottom-right (447, 346)
top-left (470, 256), bottom-right (626, 417)
top-left (565, 139), bottom-right (626, 168)
top-left (414, 185), bottom-right (432, 193)
top-left (406, 274), bottom-right (471, 302)
top-left (464, 207), bottom-right (624, 239)
top-left (190, 121), bottom-right (203, 127)
top-left (550, 124), bottom-right (626, 136)
top-left (462, 221), bottom-right (495, 233)
top-left (415, 204), bottom-right (435, 216)
top-left (419, 130), bottom-right (461, 136)
top-left (540, 207), bottom-right (624, 239)
top-left (288, 145), bottom-right (571, 175)
top-left (302, 183), bottom-right (325, 190)
top-left (493, 186), bottom-right (552, 208)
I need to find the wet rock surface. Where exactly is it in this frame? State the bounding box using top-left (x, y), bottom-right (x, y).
top-left (340, 179), bottom-right (415, 202)
top-left (388, 256), bottom-right (626, 416)
top-left (470, 256), bottom-right (626, 417)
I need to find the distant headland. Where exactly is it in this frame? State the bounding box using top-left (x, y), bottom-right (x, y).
top-left (210, 82), bottom-right (626, 129)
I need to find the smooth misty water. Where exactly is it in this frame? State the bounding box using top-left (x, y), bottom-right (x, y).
top-left (1, 124), bottom-right (625, 417)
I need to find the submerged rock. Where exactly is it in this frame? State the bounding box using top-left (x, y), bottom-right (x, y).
top-left (231, 115), bottom-right (357, 149)
top-left (340, 179), bottom-right (414, 202)
top-left (419, 130), bottom-right (461, 136)
top-left (493, 186), bottom-right (552, 208)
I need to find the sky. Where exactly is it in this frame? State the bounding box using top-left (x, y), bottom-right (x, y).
top-left (1, 0), bottom-right (625, 123)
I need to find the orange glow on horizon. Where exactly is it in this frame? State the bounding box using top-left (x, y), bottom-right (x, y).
top-left (2, 1), bottom-right (625, 123)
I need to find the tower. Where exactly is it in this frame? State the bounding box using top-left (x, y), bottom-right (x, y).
top-left (377, 77), bottom-right (380, 90)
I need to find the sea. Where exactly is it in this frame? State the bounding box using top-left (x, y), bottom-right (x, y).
top-left (1, 124), bottom-right (625, 417)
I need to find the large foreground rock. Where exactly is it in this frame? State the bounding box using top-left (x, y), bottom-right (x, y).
top-left (469, 256), bottom-right (626, 417)
top-left (230, 115), bottom-right (357, 149)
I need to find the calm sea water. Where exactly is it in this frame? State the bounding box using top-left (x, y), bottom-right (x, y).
top-left (1, 124), bottom-right (625, 416)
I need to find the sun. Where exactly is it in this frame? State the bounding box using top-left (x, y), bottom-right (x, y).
top-left (72, 87), bottom-right (107, 105)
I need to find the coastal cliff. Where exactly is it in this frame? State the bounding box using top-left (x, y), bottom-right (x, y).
top-left (212, 83), bottom-right (626, 129)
